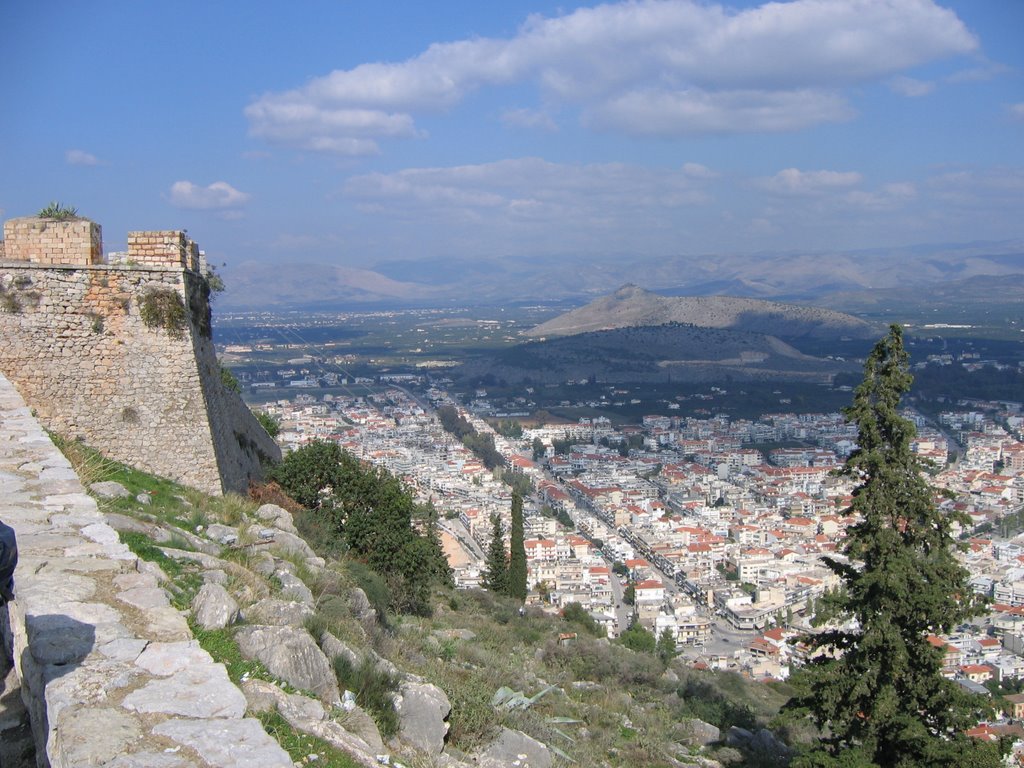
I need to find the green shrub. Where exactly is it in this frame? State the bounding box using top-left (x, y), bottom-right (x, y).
top-left (255, 710), bottom-right (362, 768)
top-left (220, 362), bottom-right (241, 393)
top-left (138, 287), bottom-right (188, 339)
top-left (37, 201), bottom-right (79, 220)
top-left (562, 602), bottom-right (605, 637)
top-left (255, 409), bottom-right (281, 437)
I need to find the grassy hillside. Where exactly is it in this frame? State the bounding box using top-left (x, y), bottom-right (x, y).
top-left (54, 437), bottom-right (801, 767)
top-left (457, 323), bottom-right (856, 386)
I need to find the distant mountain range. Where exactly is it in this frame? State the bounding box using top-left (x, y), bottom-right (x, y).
top-left (218, 239), bottom-right (1024, 312)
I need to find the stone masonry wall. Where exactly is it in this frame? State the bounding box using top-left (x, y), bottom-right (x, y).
top-left (0, 373), bottom-right (292, 767)
top-left (0, 218), bottom-right (279, 495)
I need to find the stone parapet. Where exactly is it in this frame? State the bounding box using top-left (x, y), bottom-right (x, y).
top-left (2, 218), bottom-right (102, 266)
top-left (0, 373), bottom-right (292, 767)
top-left (127, 230), bottom-right (194, 269)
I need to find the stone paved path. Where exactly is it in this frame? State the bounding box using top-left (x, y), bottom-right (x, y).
top-left (0, 373), bottom-right (292, 768)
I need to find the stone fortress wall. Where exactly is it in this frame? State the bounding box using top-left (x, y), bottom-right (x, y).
top-left (0, 216), bottom-right (280, 495)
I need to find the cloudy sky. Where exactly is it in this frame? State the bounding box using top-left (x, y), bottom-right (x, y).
top-left (2, 0), bottom-right (1022, 271)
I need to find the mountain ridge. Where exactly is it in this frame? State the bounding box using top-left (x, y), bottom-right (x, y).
top-left (524, 285), bottom-right (879, 340)
top-left (216, 239), bottom-right (1024, 311)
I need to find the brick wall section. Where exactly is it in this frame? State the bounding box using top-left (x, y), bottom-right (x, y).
top-left (2, 218), bottom-right (102, 265)
top-left (127, 230), bottom-right (190, 268)
top-left (0, 219), bottom-right (280, 495)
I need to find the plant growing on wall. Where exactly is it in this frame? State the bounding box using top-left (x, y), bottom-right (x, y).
top-left (37, 202), bottom-right (80, 220)
top-left (138, 287), bottom-right (188, 339)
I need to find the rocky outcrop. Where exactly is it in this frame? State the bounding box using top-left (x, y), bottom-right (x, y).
top-left (191, 583), bottom-right (240, 630)
top-left (393, 680), bottom-right (452, 755)
top-left (475, 727), bottom-right (553, 768)
top-left (234, 625), bottom-right (341, 706)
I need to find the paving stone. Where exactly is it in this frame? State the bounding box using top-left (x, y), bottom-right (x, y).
top-left (121, 664), bottom-right (246, 719)
top-left (152, 717), bottom-right (293, 768)
top-left (51, 707), bottom-right (142, 766)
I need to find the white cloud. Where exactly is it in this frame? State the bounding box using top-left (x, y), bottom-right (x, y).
top-left (844, 182), bottom-right (918, 211)
top-left (587, 88), bottom-right (853, 135)
top-left (755, 168), bottom-right (863, 195)
top-left (927, 168), bottom-right (1024, 207)
top-left (888, 76), bottom-right (935, 98)
top-left (681, 162), bottom-right (717, 179)
top-left (946, 60), bottom-right (1011, 84)
top-left (1009, 103), bottom-right (1024, 122)
top-left (246, 0), bottom-right (976, 152)
top-left (346, 158), bottom-right (711, 210)
top-left (342, 158), bottom-right (714, 254)
top-left (168, 181), bottom-right (250, 210)
top-left (66, 149), bottom-right (100, 166)
top-left (501, 108), bottom-right (559, 132)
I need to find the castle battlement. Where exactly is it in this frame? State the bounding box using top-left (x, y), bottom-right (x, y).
top-left (1, 217), bottom-right (208, 274)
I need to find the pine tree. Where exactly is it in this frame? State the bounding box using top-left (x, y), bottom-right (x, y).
top-left (657, 628), bottom-right (677, 665)
top-left (788, 325), bottom-right (999, 767)
top-left (508, 491), bottom-right (528, 601)
top-left (481, 513), bottom-right (507, 594)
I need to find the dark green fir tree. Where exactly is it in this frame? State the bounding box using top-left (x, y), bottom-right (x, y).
top-left (481, 513), bottom-right (508, 595)
top-left (508, 491), bottom-right (528, 601)
top-left (787, 325), bottom-right (1000, 768)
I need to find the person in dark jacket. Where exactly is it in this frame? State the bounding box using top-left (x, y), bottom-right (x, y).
top-left (0, 520), bottom-right (17, 605)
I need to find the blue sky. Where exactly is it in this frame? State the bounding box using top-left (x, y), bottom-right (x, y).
top-left (2, 0), bottom-right (1022, 273)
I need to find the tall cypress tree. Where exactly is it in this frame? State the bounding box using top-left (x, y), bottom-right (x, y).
top-left (788, 325), bottom-right (999, 767)
top-left (508, 491), bottom-right (528, 601)
top-left (481, 513), bottom-right (507, 595)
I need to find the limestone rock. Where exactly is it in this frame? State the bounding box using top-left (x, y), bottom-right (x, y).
top-left (349, 587), bottom-right (378, 628)
top-left (320, 631), bottom-right (360, 668)
top-left (250, 552), bottom-right (277, 578)
top-left (103, 513), bottom-right (174, 543)
top-left (203, 569), bottom-right (229, 585)
top-left (255, 503), bottom-right (298, 533)
top-left (269, 529), bottom-right (318, 561)
top-left (241, 678), bottom-right (383, 761)
top-left (245, 597), bottom-right (313, 627)
top-left (135, 493), bottom-right (151, 505)
top-left (476, 727), bottom-right (552, 768)
top-left (90, 481), bottom-right (130, 498)
top-left (338, 704), bottom-right (385, 754)
top-left (682, 718), bottom-right (721, 747)
top-left (205, 524), bottom-right (238, 546)
top-left (240, 679), bottom-right (286, 714)
top-left (105, 751), bottom-right (195, 767)
top-left (234, 625), bottom-right (340, 705)
top-left (191, 583), bottom-right (240, 630)
top-left (278, 689), bottom-right (328, 725)
top-left (368, 649), bottom-right (399, 680)
top-left (393, 680), bottom-right (451, 755)
top-left (300, 719), bottom-right (382, 767)
top-left (275, 569), bottom-right (314, 605)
